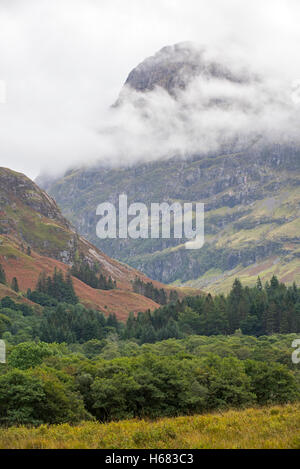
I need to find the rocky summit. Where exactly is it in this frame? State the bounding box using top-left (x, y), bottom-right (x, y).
top-left (121, 42), bottom-right (253, 96)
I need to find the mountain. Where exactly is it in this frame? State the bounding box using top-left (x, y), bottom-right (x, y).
top-left (117, 42), bottom-right (254, 99)
top-left (0, 167), bottom-right (194, 319)
top-left (37, 43), bottom-right (300, 293)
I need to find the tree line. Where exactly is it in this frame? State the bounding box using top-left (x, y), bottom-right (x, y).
top-left (71, 260), bottom-right (116, 290)
top-left (132, 277), bottom-right (178, 305)
top-left (125, 276), bottom-right (300, 343)
top-left (1, 266), bottom-right (300, 345)
top-left (0, 338), bottom-right (298, 426)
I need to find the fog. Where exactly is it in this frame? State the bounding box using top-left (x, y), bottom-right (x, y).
top-left (0, 0), bottom-right (300, 179)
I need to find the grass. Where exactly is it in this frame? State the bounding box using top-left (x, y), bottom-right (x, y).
top-left (0, 403), bottom-right (299, 449)
top-left (202, 257), bottom-right (300, 294)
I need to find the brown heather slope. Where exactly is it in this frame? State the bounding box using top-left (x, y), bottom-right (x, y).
top-left (0, 167), bottom-right (198, 318)
top-left (0, 282), bottom-right (42, 311)
top-left (0, 237), bottom-right (159, 320)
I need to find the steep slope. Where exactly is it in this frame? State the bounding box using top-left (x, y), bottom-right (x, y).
top-left (0, 167), bottom-right (190, 318)
top-left (37, 43), bottom-right (300, 292)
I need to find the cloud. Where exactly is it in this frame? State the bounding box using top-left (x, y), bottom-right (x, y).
top-left (93, 54), bottom-right (300, 168)
top-left (0, 0), bottom-right (300, 178)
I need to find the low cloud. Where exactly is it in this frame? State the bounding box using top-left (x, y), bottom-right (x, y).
top-left (87, 52), bottom-right (300, 168)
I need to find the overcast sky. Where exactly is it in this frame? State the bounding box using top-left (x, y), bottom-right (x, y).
top-left (0, 0), bottom-right (300, 179)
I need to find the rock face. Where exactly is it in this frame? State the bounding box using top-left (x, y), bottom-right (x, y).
top-left (0, 168), bottom-right (70, 228)
top-left (38, 43), bottom-right (300, 292)
top-left (122, 42), bottom-right (252, 96)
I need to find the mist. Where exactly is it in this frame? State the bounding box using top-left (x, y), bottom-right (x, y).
top-left (0, 0), bottom-right (300, 179)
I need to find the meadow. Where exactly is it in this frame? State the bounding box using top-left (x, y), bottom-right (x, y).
top-left (0, 403), bottom-right (299, 449)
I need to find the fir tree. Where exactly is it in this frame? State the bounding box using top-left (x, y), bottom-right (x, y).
top-left (256, 277), bottom-right (263, 291)
top-left (65, 270), bottom-right (78, 304)
top-left (0, 264), bottom-right (6, 285)
top-left (11, 277), bottom-right (19, 292)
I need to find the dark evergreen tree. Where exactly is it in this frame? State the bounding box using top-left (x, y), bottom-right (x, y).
top-left (169, 290), bottom-right (179, 302)
top-left (34, 269), bottom-right (77, 304)
top-left (0, 264), bottom-right (6, 285)
top-left (11, 277), bottom-right (19, 293)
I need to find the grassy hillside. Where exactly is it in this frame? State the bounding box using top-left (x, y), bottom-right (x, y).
top-left (1, 403), bottom-right (299, 449)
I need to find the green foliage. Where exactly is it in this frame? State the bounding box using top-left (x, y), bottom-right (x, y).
top-left (38, 304), bottom-right (119, 344)
top-left (8, 342), bottom-right (62, 370)
top-left (0, 368), bottom-right (90, 426)
top-left (0, 333), bottom-right (299, 426)
top-left (11, 277), bottom-right (19, 293)
top-left (0, 370), bottom-right (46, 425)
top-left (0, 263), bottom-right (299, 428)
top-left (71, 260), bottom-right (116, 290)
top-left (132, 277), bottom-right (168, 304)
top-left (245, 360), bottom-right (299, 405)
top-left (34, 268), bottom-right (78, 304)
top-left (0, 313), bottom-right (11, 336)
top-left (85, 353), bottom-right (298, 421)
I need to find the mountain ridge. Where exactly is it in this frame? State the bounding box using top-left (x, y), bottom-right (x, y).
top-left (0, 167), bottom-right (198, 319)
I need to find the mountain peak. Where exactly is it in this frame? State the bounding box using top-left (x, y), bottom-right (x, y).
top-left (0, 167), bottom-right (70, 228)
top-left (122, 42), bottom-right (252, 96)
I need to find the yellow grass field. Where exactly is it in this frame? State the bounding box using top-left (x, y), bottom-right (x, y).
top-left (0, 403), bottom-right (299, 449)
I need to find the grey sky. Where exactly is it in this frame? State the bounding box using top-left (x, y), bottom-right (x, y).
top-left (0, 0), bottom-right (300, 179)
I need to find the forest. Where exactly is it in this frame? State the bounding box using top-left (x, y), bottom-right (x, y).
top-left (0, 265), bottom-right (299, 427)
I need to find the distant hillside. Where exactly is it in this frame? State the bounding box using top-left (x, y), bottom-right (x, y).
top-left (40, 144), bottom-right (300, 293)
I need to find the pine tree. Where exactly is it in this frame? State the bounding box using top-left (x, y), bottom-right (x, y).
top-left (65, 270), bottom-right (78, 304)
top-left (293, 303), bottom-right (300, 333)
top-left (140, 325), bottom-right (157, 344)
top-left (107, 276), bottom-right (114, 290)
top-left (228, 279), bottom-right (250, 333)
top-left (169, 290), bottom-right (179, 302)
top-left (11, 277), bottom-right (19, 292)
top-left (263, 301), bottom-right (276, 335)
top-left (125, 312), bottom-right (137, 339)
top-left (159, 289), bottom-right (167, 305)
top-left (107, 313), bottom-right (119, 330)
top-left (270, 275), bottom-right (280, 290)
top-left (0, 264), bottom-right (6, 285)
top-left (256, 277), bottom-right (263, 291)
top-left (37, 271), bottom-right (47, 293)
